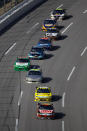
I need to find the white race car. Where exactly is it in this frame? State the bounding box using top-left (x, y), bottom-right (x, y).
top-left (46, 28), bottom-right (61, 39)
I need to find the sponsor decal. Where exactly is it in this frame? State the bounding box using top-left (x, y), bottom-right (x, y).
top-left (39, 110), bottom-right (53, 113)
top-left (16, 62), bottom-right (28, 66)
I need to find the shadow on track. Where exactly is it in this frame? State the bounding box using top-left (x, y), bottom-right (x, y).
top-left (59, 35), bottom-right (68, 40)
top-left (51, 95), bottom-right (62, 102)
top-left (52, 35), bottom-right (67, 41)
top-left (57, 25), bottom-right (64, 30)
top-left (63, 15), bottom-right (73, 20)
top-left (54, 112), bottom-right (65, 120)
top-left (42, 77), bottom-right (52, 83)
top-left (43, 54), bottom-right (53, 60)
top-left (50, 45), bottom-right (61, 51)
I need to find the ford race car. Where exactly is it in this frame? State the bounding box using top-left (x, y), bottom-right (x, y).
top-left (46, 28), bottom-right (61, 39)
top-left (41, 19), bottom-right (57, 31)
top-left (35, 86), bottom-right (52, 101)
top-left (51, 8), bottom-right (67, 20)
top-left (28, 46), bottom-right (45, 59)
top-left (37, 103), bottom-right (55, 119)
top-left (37, 37), bottom-right (52, 50)
top-left (14, 57), bottom-right (31, 71)
top-left (26, 68), bottom-right (43, 83)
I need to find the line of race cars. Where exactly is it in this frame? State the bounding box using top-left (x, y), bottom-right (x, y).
top-left (14, 7), bottom-right (67, 119)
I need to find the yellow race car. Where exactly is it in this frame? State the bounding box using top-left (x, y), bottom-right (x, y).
top-left (41, 19), bottom-right (57, 31)
top-left (35, 86), bottom-right (52, 102)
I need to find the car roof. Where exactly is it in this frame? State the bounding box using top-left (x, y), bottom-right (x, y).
top-left (47, 28), bottom-right (57, 31)
top-left (47, 28), bottom-right (58, 32)
top-left (44, 19), bottom-right (56, 22)
top-left (32, 46), bottom-right (43, 49)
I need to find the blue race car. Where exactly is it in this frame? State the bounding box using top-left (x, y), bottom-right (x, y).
top-left (37, 37), bottom-right (52, 50)
top-left (28, 46), bottom-right (45, 59)
top-left (41, 19), bottom-right (57, 31)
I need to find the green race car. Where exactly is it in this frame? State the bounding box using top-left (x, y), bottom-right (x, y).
top-left (14, 57), bottom-right (31, 71)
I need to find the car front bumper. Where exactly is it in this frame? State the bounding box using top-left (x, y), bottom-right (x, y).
top-left (35, 97), bottom-right (51, 101)
top-left (37, 113), bottom-right (54, 119)
top-left (14, 66), bottom-right (29, 71)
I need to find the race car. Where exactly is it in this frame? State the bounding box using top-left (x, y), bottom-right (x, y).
top-left (37, 103), bottom-right (55, 119)
top-left (41, 19), bottom-right (57, 31)
top-left (14, 57), bottom-right (31, 71)
top-left (26, 68), bottom-right (43, 83)
top-left (28, 46), bottom-right (45, 59)
top-left (30, 65), bottom-right (41, 70)
top-left (37, 37), bottom-right (52, 50)
top-left (51, 8), bottom-right (67, 20)
top-left (46, 28), bottom-right (61, 39)
top-left (35, 86), bottom-right (52, 101)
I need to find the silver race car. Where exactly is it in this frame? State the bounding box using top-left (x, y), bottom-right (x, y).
top-left (26, 67), bottom-right (43, 83)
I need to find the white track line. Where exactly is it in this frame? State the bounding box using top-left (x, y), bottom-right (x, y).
top-left (67, 66), bottom-right (75, 81)
top-left (18, 91), bottom-right (23, 106)
top-left (16, 118), bottom-right (18, 126)
top-left (57, 4), bottom-right (63, 9)
top-left (51, 4), bottom-right (63, 14)
top-left (62, 22), bottom-right (73, 34)
top-left (15, 118), bottom-right (18, 131)
top-left (5, 43), bottom-right (16, 55)
top-left (83, 10), bottom-right (87, 14)
top-left (62, 92), bottom-right (66, 107)
top-left (62, 121), bottom-right (64, 131)
top-left (26, 22), bottom-right (39, 34)
top-left (81, 46), bottom-right (87, 56)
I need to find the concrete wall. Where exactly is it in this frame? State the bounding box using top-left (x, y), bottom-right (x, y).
top-left (0, 0), bottom-right (46, 31)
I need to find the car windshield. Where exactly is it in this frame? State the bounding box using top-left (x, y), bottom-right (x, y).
top-left (17, 58), bottom-right (29, 63)
top-left (53, 9), bottom-right (65, 14)
top-left (39, 39), bottom-right (50, 44)
top-left (44, 20), bottom-right (56, 25)
top-left (39, 105), bottom-right (53, 110)
top-left (31, 65), bottom-right (40, 69)
top-left (28, 71), bottom-right (41, 75)
top-left (31, 47), bottom-right (43, 52)
top-left (37, 88), bottom-right (50, 93)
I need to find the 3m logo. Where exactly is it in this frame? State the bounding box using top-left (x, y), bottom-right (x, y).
top-left (39, 110), bottom-right (53, 113)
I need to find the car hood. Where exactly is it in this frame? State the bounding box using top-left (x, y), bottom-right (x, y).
top-left (30, 52), bottom-right (41, 54)
top-left (27, 75), bottom-right (41, 79)
top-left (36, 93), bottom-right (51, 97)
top-left (16, 62), bottom-right (28, 66)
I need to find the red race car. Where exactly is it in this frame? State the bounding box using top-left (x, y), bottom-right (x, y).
top-left (37, 103), bottom-right (55, 119)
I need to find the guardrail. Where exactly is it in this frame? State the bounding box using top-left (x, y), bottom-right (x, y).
top-left (0, 0), bottom-right (24, 16)
top-left (0, 0), bottom-right (46, 32)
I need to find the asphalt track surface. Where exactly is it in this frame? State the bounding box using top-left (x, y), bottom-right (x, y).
top-left (0, 0), bottom-right (87, 131)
